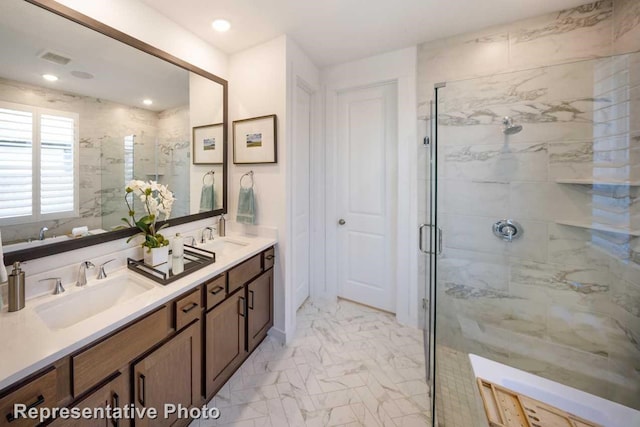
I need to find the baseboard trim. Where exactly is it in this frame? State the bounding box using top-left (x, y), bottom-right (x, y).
top-left (267, 327), bottom-right (286, 343)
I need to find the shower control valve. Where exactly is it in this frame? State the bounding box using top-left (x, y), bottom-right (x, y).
top-left (493, 219), bottom-right (523, 242)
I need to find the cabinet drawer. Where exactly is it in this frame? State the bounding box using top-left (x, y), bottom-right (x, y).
top-left (176, 288), bottom-right (201, 330)
top-left (263, 247), bottom-right (275, 270)
top-left (206, 274), bottom-right (227, 310)
top-left (72, 306), bottom-right (169, 397)
top-left (228, 254), bottom-right (262, 294)
top-left (0, 368), bottom-right (57, 426)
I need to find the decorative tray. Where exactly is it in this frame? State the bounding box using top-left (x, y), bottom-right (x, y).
top-left (127, 245), bottom-right (215, 285)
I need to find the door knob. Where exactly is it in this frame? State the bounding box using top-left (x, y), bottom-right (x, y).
top-left (338, 219), bottom-right (346, 225)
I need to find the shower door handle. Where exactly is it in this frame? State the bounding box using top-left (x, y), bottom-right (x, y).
top-left (419, 224), bottom-right (429, 254)
top-left (419, 224), bottom-right (443, 255)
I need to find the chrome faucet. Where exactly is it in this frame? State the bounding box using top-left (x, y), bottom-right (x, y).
top-left (201, 226), bottom-right (216, 243)
top-left (76, 261), bottom-right (95, 287)
top-left (185, 236), bottom-right (197, 247)
top-left (97, 259), bottom-right (114, 280)
top-left (38, 226), bottom-right (49, 240)
top-left (39, 277), bottom-right (65, 295)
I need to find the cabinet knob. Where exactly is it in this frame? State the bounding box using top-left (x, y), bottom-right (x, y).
top-left (338, 219), bottom-right (346, 225)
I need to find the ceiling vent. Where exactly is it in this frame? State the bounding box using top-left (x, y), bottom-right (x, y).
top-left (39, 51), bottom-right (71, 66)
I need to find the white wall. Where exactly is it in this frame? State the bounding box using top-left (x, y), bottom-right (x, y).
top-left (228, 36), bottom-right (289, 339)
top-left (228, 35), bottom-right (320, 342)
top-left (321, 47), bottom-right (419, 327)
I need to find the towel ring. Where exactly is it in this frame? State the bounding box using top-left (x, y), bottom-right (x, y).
top-left (240, 171), bottom-right (254, 189)
top-left (203, 171), bottom-right (215, 186)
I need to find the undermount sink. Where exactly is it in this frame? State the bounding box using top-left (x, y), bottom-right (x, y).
top-left (35, 274), bottom-right (156, 330)
top-left (200, 237), bottom-right (249, 257)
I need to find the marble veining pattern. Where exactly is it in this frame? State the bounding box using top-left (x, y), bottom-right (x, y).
top-left (190, 299), bottom-right (431, 427)
top-left (510, 1), bottom-right (612, 44)
top-left (417, 0), bottom-right (640, 415)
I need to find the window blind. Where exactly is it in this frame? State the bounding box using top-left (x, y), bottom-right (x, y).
top-left (40, 114), bottom-right (74, 214)
top-left (124, 134), bottom-right (134, 183)
top-left (0, 102), bottom-right (77, 224)
top-left (0, 108), bottom-right (33, 220)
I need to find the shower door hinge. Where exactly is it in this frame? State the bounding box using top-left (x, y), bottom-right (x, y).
top-left (422, 298), bottom-right (428, 310)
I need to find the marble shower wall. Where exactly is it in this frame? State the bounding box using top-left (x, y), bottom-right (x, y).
top-left (99, 105), bottom-right (191, 230)
top-left (417, 0), bottom-right (640, 410)
top-left (158, 106), bottom-right (191, 219)
top-left (99, 111), bottom-right (160, 231)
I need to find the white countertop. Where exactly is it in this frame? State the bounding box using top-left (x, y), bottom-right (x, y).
top-left (0, 233), bottom-right (276, 391)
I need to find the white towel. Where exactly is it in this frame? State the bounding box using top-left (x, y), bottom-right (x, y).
top-left (72, 226), bottom-right (89, 237)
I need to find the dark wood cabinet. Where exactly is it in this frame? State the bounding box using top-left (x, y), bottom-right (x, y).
top-left (0, 368), bottom-right (57, 427)
top-left (205, 291), bottom-right (247, 398)
top-left (1, 246), bottom-right (275, 427)
top-left (247, 269), bottom-right (274, 353)
top-left (49, 372), bottom-right (129, 427)
top-left (132, 321), bottom-right (201, 427)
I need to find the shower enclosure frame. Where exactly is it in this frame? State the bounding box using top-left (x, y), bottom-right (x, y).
top-left (424, 82), bottom-right (445, 427)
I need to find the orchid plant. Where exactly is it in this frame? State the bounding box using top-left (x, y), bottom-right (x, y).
top-left (122, 180), bottom-right (175, 251)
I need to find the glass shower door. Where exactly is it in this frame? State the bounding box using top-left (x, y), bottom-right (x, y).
top-left (431, 53), bottom-right (640, 427)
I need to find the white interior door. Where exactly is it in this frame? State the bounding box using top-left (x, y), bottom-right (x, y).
top-left (336, 82), bottom-right (397, 312)
top-left (293, 84), bottom-right (312, 309)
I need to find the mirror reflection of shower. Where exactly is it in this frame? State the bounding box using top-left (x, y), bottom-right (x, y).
top-left (502, 116), bottom-right (523, 134)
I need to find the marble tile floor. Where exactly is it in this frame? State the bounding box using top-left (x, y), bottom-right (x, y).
top-left (190, 298), bottom-right (432, 427)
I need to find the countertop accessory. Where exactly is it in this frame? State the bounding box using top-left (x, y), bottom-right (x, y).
top-left (71, 226), bottom-right (89, 237)
top-left (173, 233), bottom-right (184, 258)
top-left (128, 246), bottom-right (215, 285)
top-left (8, 261), bottom-right (26, 311)
top-left (0, 230), bottom-right (8, 284)
top-left (218, 215), bottom-right (226, 237)
top-left (39, 277), bottom-right (64, 296)
top-left (0, 231), bottom-right (7, 309)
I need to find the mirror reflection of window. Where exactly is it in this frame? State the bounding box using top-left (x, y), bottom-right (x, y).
top-left (0, 102), bottom-right (78, 225)
top-left (124, 134), bottom-right (134, 184)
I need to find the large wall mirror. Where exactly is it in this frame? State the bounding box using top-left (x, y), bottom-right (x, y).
top-left (1, 0), bottom-right (228, 264)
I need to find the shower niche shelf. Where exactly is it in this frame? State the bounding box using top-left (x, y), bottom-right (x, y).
top-left (555, 178), bottom-right (640, 186)
top-left (555, 219), bottom-right (640, 236)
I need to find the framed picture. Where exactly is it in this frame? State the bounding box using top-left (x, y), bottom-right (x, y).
top-left (193, 123), bottom-right (224, 164)
top-left (233, 114), bottom-right (277, 164)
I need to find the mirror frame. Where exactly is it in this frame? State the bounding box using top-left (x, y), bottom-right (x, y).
top-left (4, 0), bottom-right (228, 266)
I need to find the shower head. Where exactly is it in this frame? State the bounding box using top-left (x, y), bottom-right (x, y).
top-left (502, 116), bottom-right (523, 135)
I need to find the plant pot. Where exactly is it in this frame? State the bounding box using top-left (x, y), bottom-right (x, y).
top-left (144, 245), bottom-right (169, 267)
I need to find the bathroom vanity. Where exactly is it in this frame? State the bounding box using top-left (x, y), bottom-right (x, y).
top-left (0, 239), bottom-right (275, 426)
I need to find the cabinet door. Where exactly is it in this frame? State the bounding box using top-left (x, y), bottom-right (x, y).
top-left (133, 321), bottom-right (201, 427)
top-left (49, 372), bottom-right (129, 427)
top-left (205, 291), bottom-right (247, 398)
top-left (0, 368), bottom-right (57, 427)
top-left (247, 269), bottom-right (274, 352)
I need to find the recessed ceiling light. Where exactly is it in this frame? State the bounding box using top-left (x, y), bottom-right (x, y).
top-left (211, 19), bottom-right (231, 32)
top-left (42, 74), bottom-right (58, 82)
top-left (143, 99), bottom-right (153, 106)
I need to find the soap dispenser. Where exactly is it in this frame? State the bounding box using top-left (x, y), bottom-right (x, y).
top-left (218, 214), bottom-right (226, 237)
top-left (8, 261), bottom-right (25, 312)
